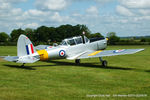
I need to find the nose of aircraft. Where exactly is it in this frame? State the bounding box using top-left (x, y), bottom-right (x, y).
top-left (103, 38), bottom-right (107, 45)
top-left (105, 38), bottom-right (108, 44)
top-left (106, 37), bottom-right (109, 41)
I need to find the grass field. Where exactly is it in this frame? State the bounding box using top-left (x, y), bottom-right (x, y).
top-left (0, 45), bottom-right (150, 100)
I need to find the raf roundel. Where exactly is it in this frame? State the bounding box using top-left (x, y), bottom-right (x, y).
top-left (113, 49), bottom-right (125, 53)
top-left (59, 50), bottom-right (66, 57)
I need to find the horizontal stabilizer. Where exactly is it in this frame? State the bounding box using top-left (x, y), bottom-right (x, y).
top-left (35, 45), bottom-right (50, 50)
top-left (4, 56), bottom-right (39, 63)
top-left (0, 56), bottom-right (6, 58)
top-left (4, 56), bottom-right (19, 62)
top-left (16, 56), bottom-right (40, 63)
top-left (35, 45), bottom-right (54, 50)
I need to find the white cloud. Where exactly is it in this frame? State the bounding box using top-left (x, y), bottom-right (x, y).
top-left (11, 8), bottom-right (22, 16)
top-left (0, 2), bottom-right (10, 9)
top-left (0, 1), bottom-right (23, 19)
top-left (22, 10), bottom-right (72, 23)
top-left (0, 0), bottom-right (27, 6)
top-left (0, 0), bottom-right (150, 37)
top-left (120, 0), bottom-right (150, 9)
top-left (95, 0), bottom-right (115, 3)
top-left (26, 9), bottom-right (50, 17)
top-left (51, 12), bottom-right (63, 22)
top-left (35, 0), bottom-right (68, 11)
top-left (25, 23), bottom-right (39, 28)
top-left (116, 5), bottom-right (135, 16)
top-left (139, 9), bottom-right (150, 15)
top-left (5, 0), bottom-right (27, 2)
top-left (86, 6), bottom-right (99, 15)
top-left (134, 16), bottom-right (150, 21)
top-left (0, 0), bottom-right (39, 33)
top-left (72, 13), bottom-right (82, 17)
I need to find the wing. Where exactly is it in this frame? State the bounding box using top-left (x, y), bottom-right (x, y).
top-left (78, 49), bottom-right (144, 59)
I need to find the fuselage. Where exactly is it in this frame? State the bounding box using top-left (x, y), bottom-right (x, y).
top-left (36, 36), bottom-right (108, 61)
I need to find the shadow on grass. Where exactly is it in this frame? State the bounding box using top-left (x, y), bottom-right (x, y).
top-left (3, 60), bottom-right (134, 71)
top-left (50, 60), bottom-right (134, 71)
top-left (145, 70), bottom-right (150, 73)
top-left (4, 64), bottom-right (36, 70)
top-left (3, 64), bottom-right (56, 70)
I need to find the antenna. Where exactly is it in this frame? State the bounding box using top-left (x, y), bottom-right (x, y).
top-left (82, 31), bottom-right (86, 44)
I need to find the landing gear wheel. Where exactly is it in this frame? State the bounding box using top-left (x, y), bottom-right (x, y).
top-left (75, 59), bottom-right (80, 64)
top-left (99, 57), bottom-right (107, 67)
top-left (102, 60), bottom-right (107, 67)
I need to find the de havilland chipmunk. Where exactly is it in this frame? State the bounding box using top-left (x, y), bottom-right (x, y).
top-left (4, 34), bottom-right (144, 67)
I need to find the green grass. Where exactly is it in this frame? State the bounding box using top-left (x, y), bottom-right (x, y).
top-left (0, 45), bottom-right (150, 100)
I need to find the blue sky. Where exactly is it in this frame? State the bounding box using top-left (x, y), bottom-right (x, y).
top-left (0, 0), bottom-right (150, 37)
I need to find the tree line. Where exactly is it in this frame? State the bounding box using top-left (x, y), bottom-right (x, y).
top-left (0, 24), bottom-right (104, 45)
top-left (0, 24), bottom-right (150, 46)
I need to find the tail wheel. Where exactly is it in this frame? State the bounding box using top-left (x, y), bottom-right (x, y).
top-left (75, 59), bottom-right (80, 64)
top-left (21, 63), bottom-right (25, 67)
top-left (102, 60), bottom-right (107, 67)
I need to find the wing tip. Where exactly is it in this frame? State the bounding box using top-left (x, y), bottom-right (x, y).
top-left (137, 48), bottom-right (145, 52)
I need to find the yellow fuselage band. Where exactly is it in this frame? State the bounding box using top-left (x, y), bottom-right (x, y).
top-left (37, 49), bottom-right (49, 61)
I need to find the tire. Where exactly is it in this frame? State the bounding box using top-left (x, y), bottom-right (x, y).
top-left (75, 59), bottom-right (80, 64)
top-left (102, 60), bottom-right (107, 67)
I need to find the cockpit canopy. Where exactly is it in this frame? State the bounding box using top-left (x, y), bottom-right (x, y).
top-left (60, 36), bottom-right (89, 46)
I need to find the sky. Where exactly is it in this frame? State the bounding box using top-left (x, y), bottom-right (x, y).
top-left (0, 0), bottom-right (150, 37)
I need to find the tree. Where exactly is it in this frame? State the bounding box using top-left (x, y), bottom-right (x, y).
top-left (107, 32), bottom-right (120, 45)
top-left (0, 32), bottom-right (9, 42)
top-left (89, 33), bottom-right (104, 38)
top-left (8, 24), bottom-right (93, 44)
top-left (24, 28), bottom-right (35, 42)
top-left (56, 24), bottom-right (73, 40)
top-left (140, 38), bottom-right (146, 42)
top-left (53, 24), bottom-right (91, 42)
top-left (78, 24), bottom-right (91, 37)
top-left (48, 27), bottom-right (57, 42)
top-left (34, 26), bottom-right (50, 44)
top-left (107, 32), bottom-right (116, 37)
top-left (10, 28), bottom-right (25, 42)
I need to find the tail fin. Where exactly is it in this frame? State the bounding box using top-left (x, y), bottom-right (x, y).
top-left (17, 34), bottom-right (36, 57)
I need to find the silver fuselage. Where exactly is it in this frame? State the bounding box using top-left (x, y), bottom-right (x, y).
top-left (44, 38), bottom-right (107, 60)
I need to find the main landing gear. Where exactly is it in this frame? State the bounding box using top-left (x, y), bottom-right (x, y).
top-left (75, 59), bottom-right (80, 64)
top-left (99, 57), bottom-right (107, 67)
top-left (75, 58), bottom-right (107, 67)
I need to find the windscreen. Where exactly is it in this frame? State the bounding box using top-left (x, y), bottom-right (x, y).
top-left (75, 37), bottom-right (83, 44)
top-left (67, 39), bottom-right (76, 46)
